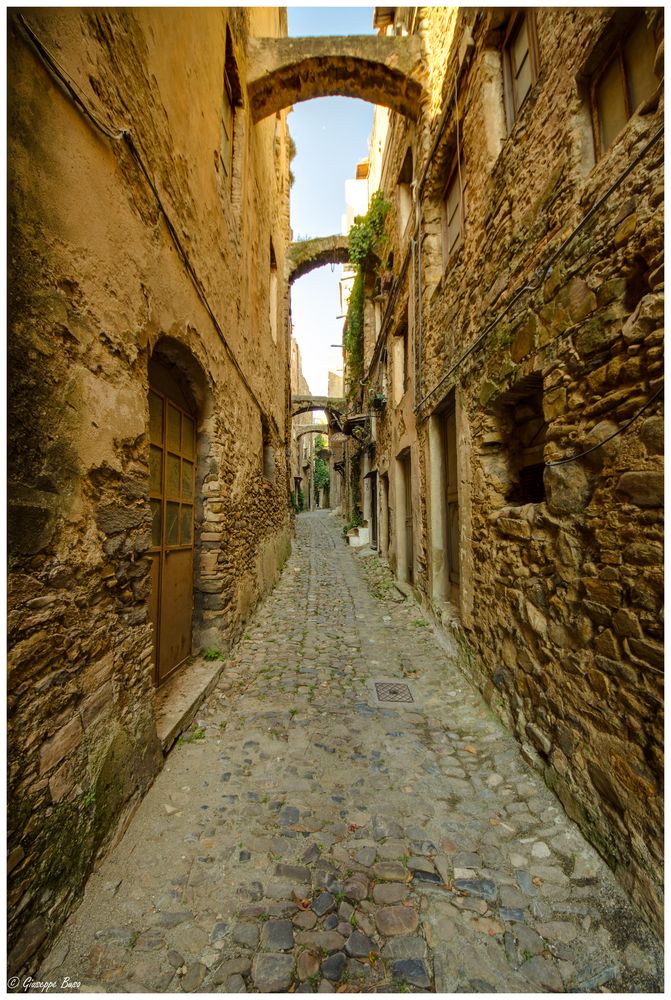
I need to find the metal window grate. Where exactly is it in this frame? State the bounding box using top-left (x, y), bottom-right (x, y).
top-left (375, 682), bottom-right (414, 703)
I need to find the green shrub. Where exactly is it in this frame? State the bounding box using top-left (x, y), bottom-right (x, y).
top-left (203, 648), bottom-right (224, 661)
top-left (348, 191), bottom-right (391, 268)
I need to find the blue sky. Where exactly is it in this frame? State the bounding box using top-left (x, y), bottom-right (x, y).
top-left (287, 7), bottom-right (375, 395)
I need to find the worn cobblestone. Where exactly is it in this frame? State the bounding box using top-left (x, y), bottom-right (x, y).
top-left (37, 512), bottom-right (662, 992)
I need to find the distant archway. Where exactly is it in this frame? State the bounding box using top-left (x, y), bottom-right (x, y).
top-left (287, 235), bottom-right (350, 284)
top-left (291, 395), bottom-right (346, 419)
top-left (294, 424), bottom-right (329, 438)
top-left (247, 35), bottom-right (424, 123)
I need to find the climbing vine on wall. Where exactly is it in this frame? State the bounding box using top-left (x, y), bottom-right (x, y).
top-left (348, 191), bottom-right (391, 268)
top-left (344, 192), bottom-right (391, 406)
top-left (348, 449), bottom-right (364, 528)
top-left (344, 270), bottom-right (364, 404)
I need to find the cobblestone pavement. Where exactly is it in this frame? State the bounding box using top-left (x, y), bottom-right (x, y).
top-left (39, 511), bottom-right (663, 993)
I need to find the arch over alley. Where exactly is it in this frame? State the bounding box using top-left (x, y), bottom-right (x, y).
top-left (247, 34), bottom-right (424, 122)
top-left (291, 394), bottom-right (346, 419)
top-left (287, 235), bottom-right (350, 284)
top-left (294, 423), bottom-right (329, 438)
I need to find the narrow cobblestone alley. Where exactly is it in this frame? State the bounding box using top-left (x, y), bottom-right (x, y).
top-left (37, 513), bottom-right (662, 994)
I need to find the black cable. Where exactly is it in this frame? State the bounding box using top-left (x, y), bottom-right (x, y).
top-left (17, 14), bottom-right (126, 140)
top-left (16, 12), bottom-right (266, 419)
top-left (540, 125), bottom-right (664, 279)
top-left (121, 132), bottom-right (263, 413)
top-left (545, 384), bottom-right (663, 467)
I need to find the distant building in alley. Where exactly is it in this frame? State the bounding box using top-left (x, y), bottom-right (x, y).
top-left (290, 336), bottom-right (319, 511)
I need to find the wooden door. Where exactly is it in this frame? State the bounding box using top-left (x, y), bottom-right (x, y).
top-left (382, 474), bottom-right (390, 555)
top-left (403, 452), bottom-right (413, 583)
top-left (370, 472), bottom-right (378, 547)
top-left (148, 359), bottom-right (196, 686)
top-left (444, 406), bottom-right (460, 587)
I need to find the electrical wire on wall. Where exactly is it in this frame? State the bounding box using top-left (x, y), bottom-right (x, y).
top-left (414, 122), bottom-right (664, 420)
top-left (365, 21), bottom-right (479, 392)
top-left (16, 12), bottom-right (268, 421)
top-left (545, 385), bottom-right (663, 467)
top-left (411, 122), bottom-right (664, 467)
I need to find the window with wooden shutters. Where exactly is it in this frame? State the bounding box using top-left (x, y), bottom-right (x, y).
top-left (591, 14), bottom-right (658, 158)
top-left (503, 11), bottom-right (539, 130)
top-left (441, 160), bottom-right (466, 266)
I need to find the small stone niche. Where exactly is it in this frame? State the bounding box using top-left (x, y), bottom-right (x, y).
top-left (494, 374), bottom-right (547, 504)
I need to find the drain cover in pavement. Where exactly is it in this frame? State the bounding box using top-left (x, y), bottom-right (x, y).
top-left (375, 681), bottom-right (414, 703)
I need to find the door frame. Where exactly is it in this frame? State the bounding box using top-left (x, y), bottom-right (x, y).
top-left (148, 357), bottom-right (197, 687)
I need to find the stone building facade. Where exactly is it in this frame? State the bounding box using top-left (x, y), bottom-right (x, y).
top-left (289, 336), bottom-right (319, 511)
top-left (345, 6), bottom-right (664, 932)
top-left (327, 371), bottom-right (346, 511)
top-left (8, 7), bottom-right (293, 970)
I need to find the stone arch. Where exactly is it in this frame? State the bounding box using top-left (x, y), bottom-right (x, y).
top-left (294, 424), bottom-right (329, 438)
top-left (150, 336), bottom-right (212, 423)
top-left (287, 235), bottom-right (350, 284)
top-left (291, 395), bottom-right (345, 419)
top-left (247, 36), bottom-right (424, 123)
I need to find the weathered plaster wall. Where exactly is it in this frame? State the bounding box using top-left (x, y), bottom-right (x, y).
top-left (8, 6), bottom-right (291, 971)
top-left (363, 7), bottom-right (663, 933)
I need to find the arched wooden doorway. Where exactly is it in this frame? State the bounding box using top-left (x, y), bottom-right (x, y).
top-left (148, 356), bottom-right (197, 685)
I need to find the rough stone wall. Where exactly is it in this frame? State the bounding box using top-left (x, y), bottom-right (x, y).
top-left (8, 6), bottom-right (292, 972)
top-left (362, 8), bottom-right (663, 933)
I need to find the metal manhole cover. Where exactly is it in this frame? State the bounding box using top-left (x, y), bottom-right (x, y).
top-left (375, 681), bottom-right (414, 703)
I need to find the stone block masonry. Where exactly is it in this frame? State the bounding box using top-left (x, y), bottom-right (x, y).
top-left (355, 7), bottom-right (663, 935)
top-left (8, 6), bottom-right (292, 974)
top-left (32, 513), bottom-right (663, 993)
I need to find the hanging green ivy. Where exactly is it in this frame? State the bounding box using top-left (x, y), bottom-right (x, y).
top-left (348, 191), bottom-right (391, 268)
top-left (343, 192), bottom-right (391, 406)
top-left (343, 270), bottom-right (364, 403)
top-left (314, 457), bottom-right (329, 493)
top-left (348, 449), bottom-right (364, 528)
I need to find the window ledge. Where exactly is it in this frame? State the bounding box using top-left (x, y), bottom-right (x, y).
top-left (580, 110), bottom-right (663, 207)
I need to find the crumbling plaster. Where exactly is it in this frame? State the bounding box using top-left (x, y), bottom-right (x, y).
top-left (8, 6), bottom-right (292, 971)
